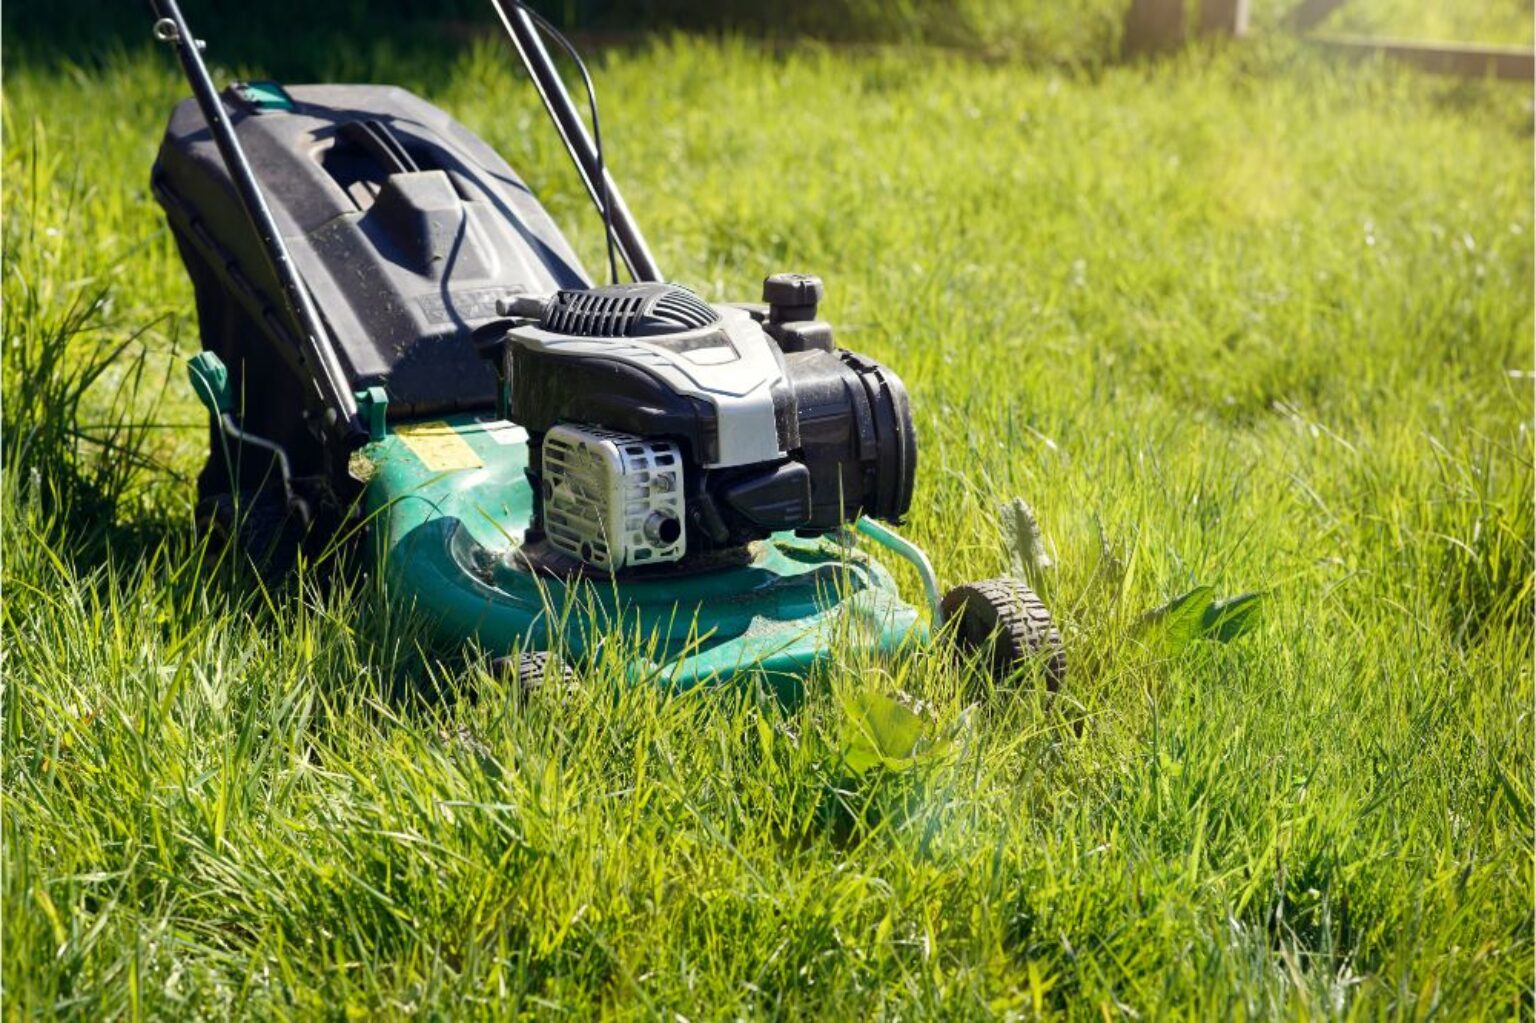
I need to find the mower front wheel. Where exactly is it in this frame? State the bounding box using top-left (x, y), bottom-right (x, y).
top-left (940, 578), bottom-right (1065, 691)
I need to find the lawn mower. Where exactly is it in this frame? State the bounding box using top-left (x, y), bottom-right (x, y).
top-left (147, 0), bottom-right (1066, 691)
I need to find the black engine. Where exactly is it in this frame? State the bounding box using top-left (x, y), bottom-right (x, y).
top-left (480, 274), bottom-right (916, 567)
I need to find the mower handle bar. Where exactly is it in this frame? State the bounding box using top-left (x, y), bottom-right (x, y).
top-left (490, 0), bottom-right (663, 283)
top-left (149, 0), bottom-right (367, 452)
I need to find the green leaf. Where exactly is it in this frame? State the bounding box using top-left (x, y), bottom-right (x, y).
top-left (840, 691), bottom-right (947, 775)
top-left (1139, 585), bottom-right (1215, 655)
top-left (841, 742), bottom-right (884, 775)
top-left (1140, 587), bottom-right (1266, 653)
top-left (1200, 591), bottom-right (1264, 643)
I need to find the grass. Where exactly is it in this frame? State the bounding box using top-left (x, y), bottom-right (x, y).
top-left (3, 23), bottom-right (1533, 1020)
top-left (1318, 0), bottom-right (1534, 47)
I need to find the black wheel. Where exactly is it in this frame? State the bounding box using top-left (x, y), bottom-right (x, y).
top-left (489, 650), bottom-right (578, 693)
top-left (196, 490), bottom-right (303, 579)
top-left (940, 578), bottom-right (1065, 691)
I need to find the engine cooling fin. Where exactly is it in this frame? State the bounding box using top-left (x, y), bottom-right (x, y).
top-left (540, 282), bottom-right (718, 338)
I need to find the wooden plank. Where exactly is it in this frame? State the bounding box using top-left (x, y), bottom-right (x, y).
top-left (1121, 0), bottom-right (1184, 58)
top-left (1199, 0), bottom-right (1250, 37)
top-left (1286, 0), bottom-right (1350, 32)
top-left (1310, 35), bottom-right (1535, 81)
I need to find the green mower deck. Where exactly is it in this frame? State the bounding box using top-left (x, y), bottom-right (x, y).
top-left (360, 414), bottom-right (926, 689)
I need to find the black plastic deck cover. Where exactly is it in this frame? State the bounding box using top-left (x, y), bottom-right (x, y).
top-left (153, 83), bottom-right (591, 422)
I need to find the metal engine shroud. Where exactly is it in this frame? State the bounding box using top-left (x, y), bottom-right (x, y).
top-left (540, 424), bottom-right (685, 570)
top-left (490, 281), bottom-right (918, 566)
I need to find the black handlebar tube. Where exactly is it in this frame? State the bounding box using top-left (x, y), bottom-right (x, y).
top-left (490, 0), bottom-right (663, 283)
top-left (150, 0), bottom-right (365, 450)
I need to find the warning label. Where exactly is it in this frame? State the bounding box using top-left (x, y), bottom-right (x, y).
top-left (395, 421), bottom-right (483, 471)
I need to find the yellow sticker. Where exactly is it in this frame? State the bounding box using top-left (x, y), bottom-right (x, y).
top-left (394, 421), bottom-right (483, 471)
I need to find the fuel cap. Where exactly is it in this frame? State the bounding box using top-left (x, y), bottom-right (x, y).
top-left (762, 272), bottom-right (824, 322)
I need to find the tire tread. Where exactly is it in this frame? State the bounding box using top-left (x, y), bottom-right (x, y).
top-left (940, 577), bottom-right (1066, 690)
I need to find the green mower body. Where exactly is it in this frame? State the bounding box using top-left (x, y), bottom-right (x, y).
top-left (362, 414), bottom-right (924, 688)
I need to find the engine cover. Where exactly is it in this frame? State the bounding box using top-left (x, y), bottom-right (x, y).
top-left (480, 280), bottom-right (915, 570)
top-left (541, 424), bottom-right (685, 569)
top-left (505, 291), bottom-right (790, 469)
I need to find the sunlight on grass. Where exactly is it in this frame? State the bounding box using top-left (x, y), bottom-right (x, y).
top-left (3, 28), bottom-right (1532, 1018)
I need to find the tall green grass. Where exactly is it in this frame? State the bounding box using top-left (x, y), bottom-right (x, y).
top-left (3, 30), bottom-right (1532, 1018)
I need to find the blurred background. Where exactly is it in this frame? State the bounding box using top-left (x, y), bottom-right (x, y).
top-left (5, 0), bottom-right (1532, 74)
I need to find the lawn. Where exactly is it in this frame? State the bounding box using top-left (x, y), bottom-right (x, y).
top-left (2, 14), bottom-right (1532, 1020)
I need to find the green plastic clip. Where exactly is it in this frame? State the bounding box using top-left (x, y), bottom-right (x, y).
top-left (355, 386), bottom-right (389, 442)
top-left (187, 351), bottom-right (233, 416)
top-left (230, 80), bottom-right (296, 112)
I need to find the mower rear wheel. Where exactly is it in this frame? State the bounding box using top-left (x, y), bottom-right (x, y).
top-left (490, 651), bottom-right (578, 693)
top-left (195, 490), bottom-right (303, 579)
top-left (940, 578), bottom-right (1065, 691)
